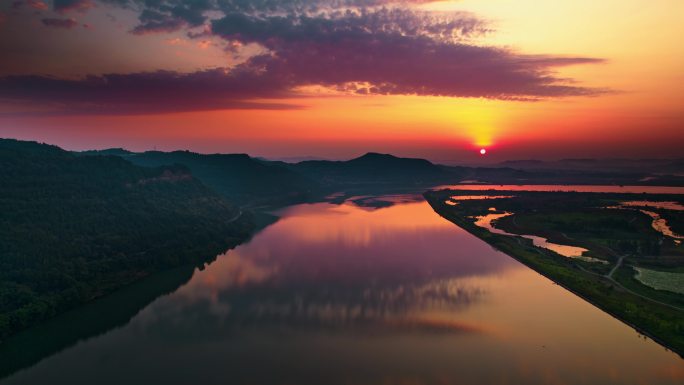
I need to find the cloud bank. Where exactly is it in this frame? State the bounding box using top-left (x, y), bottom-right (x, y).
top-left (0, 0), bottom-right (607, 115)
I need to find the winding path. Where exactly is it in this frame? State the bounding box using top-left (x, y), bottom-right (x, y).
top-left (607, 255), bottom-right (625, 279)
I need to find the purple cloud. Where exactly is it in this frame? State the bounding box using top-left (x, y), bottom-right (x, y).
top-left (41, 17), bottom-right (79, 29)
top-left (111, 0), bottom-right (461, 36)
top-left (12, 0), bottom-right (49, 10)
top-left (0, 45), bottom-right (604, 117)
top-left (53, 0), bottom-right (94, 13)
top-left (0, 0), bottom-right (607, 115)
top-left (207, 9), bottom-right (604, 99)
top-left (125, 2), bottom-right (605, 100)
top-left (0, 67), bottom-right (301, 116)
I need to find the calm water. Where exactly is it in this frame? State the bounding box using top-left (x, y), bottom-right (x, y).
top-left (472, 212), bottom-right (596, 261)
top-left (2, 196), bottom-right (683, 384)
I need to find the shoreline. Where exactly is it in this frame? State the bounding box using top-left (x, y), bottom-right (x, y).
top-left (423, 192), bottom-right (684, 359)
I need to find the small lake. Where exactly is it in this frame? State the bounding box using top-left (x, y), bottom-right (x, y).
top-left (1, 194), bottom-right (682, 384)
top-left (472, 212), bottom-right (600, 262)
top-left (607, 201), bottom-right (684, 244)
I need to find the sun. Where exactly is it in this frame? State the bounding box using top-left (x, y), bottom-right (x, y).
top-left (480, 148), bottom-right (487, 155)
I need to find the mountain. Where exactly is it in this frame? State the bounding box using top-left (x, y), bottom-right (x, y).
top-left (288, 151), bottom-right (672, 188)
top-left (496, 158), bottom-right (684, 175)
top-left (78, 148), bottom-right (133, 157)
top-left (260, 155), bottom-right (330, 163)
top-left (0, 139), bottom-right (254, 340)
top-left (108, 150), bottom-right (322, 207)
top-left (290, 152), bottom-right (465, 186)
top-left (467, 161), bottom-right (684, 186)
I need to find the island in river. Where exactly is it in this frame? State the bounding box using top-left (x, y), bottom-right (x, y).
top-left (424, 187), bottom-right (684, 356)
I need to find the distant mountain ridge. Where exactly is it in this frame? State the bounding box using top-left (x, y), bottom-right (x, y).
top-left (79, 147), bottom-right (684, 196)
top-left (78, 148), bottom-right (133, 156)
top-left (291, 152), bottom-right (462, 186)
top-left (495, 158), bottom-right (684, 174)
top-left (81, 150), bottom-right (467, 204)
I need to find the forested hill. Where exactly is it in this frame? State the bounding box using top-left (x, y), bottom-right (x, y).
top-left (85, 150), bottom-right (465, 204)
top-left (114, 150), bottom-right (322, 207)
top-left (290, 152), bottom-right (463, 185)
top-left (0, 139), bottom-right (254, 340)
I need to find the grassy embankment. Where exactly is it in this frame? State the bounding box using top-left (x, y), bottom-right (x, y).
top-left (424, 190), bottom-right (684, 357)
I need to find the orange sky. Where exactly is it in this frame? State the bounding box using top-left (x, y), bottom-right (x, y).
top-left (0, 0), bottom-right (682, 162)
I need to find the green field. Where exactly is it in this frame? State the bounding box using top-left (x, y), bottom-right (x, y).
top-left (635, 268), bottom-right (684, 294)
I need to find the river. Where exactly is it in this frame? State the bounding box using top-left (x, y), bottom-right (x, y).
top-left (1, 194), bottom-right (682, 384)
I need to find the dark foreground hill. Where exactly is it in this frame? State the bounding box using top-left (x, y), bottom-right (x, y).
top-left (0, 139), bottom-right (254, 340)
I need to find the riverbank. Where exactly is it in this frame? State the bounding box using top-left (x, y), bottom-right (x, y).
top-left (424, 191), bottom-right (684, 358)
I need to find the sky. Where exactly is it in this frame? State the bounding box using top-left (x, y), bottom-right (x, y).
top-left (0, 0), bottom-right (682, 163)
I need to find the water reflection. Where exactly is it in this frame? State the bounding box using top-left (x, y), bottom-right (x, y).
top-left (2, 197), bottom-right (682, 385)
top-left (607, 201), bottom-right (684, 243)
top-left (619, 201), bottom-right (684, 211)
top-left (449, 195), bottom-right (515, 201)
top-left (640, 210), bottom-right (684, 242)
top-left (445, 195), bottom-right (514, 206)
top-left (163, 201), bottom-right (509, 331)
top-left (253, 201), bottom-right (512, 282)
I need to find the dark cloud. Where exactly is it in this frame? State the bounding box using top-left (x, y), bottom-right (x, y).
top-left (0, 46), bottom-right (604, 116)
top-left (105, 0), bottom-right (445, 35)
top-left (0, 0), bottom-right (607, 115)
top-left (130, 8), bottom-right (188, 34)
top-left (211, 8), bottom-right (489, 44)
top-left (121, 1), bottom-right (604, 100)
top-left (0, 67), bottom-right (301, 115)
top-left (206, 9), bottom-right (604, 99)
top-left (120, 0), bottom-right (216, 34)
top-left (53, 0), bottom-right (94, 13)
top-left (41, 17), bottom-right (79, 28)
top-left (256, 40), bottom-right (604, 99)
top-left (12, 0), bottom-right (49, 10)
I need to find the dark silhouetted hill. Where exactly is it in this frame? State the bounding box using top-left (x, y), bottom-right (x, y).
top-left (79, 148), bottom-right (133, 157)
top-left (497, 158), bottom-right (684, 174)
top-left (118, 150), bottom-right (321, 207)
top-left (290, 152), bottom-right (465, 186)
top-left (0, 139), bottom-right (253, 340)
